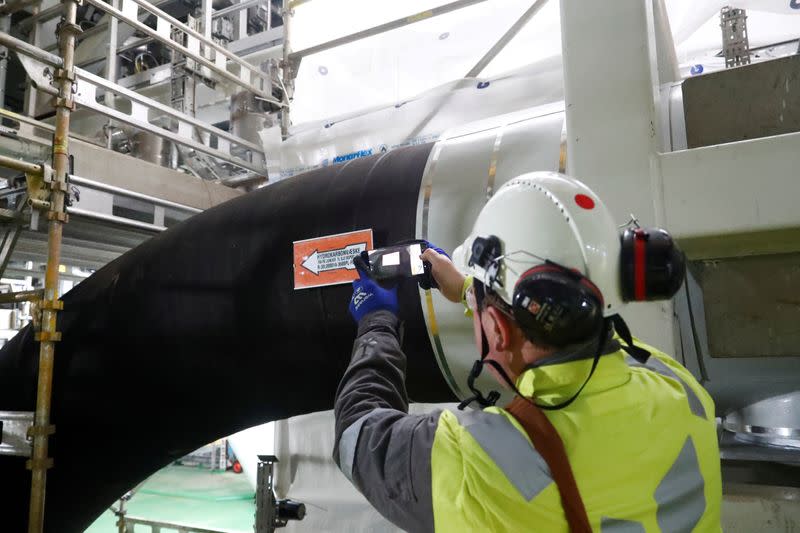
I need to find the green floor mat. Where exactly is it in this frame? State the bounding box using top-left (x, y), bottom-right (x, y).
top-left (85, 465), bottom-right (255, 532)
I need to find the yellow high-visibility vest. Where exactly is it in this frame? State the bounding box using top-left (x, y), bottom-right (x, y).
top-left (431, 340), bottom-right (722, 532)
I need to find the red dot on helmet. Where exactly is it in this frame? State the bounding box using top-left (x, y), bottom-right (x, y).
top-left (575, 194), bottom-right (595, 210)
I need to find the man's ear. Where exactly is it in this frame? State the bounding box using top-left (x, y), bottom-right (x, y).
top-left (481, 306), bottom-right (514, 352)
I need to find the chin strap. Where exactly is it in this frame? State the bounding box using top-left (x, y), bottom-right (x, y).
top-left (458, 322), bottom-right (606, 412)
top-left (457, 360), bottom-right (501, 410)
top-left (458, 315), bottom-right (649, 411)
top-left (609, 314), bottom-right (651, 363)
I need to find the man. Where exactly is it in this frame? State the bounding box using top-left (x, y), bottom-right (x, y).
top-left (333, 173), bottom-right (722, 532)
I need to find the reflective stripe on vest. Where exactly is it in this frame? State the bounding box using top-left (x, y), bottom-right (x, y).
top-left (601, 517), bottom-right (645, 533)
top-left (655, 436), bottom-right (706, 533)
top-left (455, 409), bottom-right (553, 501)
top-left (625, 356), bottom-right (708, 419)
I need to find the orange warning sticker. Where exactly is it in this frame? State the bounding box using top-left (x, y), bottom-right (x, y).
top-left (293, 229), bottom-right (374, 290)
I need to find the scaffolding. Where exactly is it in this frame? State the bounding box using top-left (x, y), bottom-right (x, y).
top-left (720, 6), bottom-right (750, 68)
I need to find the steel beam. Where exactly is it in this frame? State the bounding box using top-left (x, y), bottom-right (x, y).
top-left (660, 131), bottom-right (800, 257)
top-left (560, 0), bottom-right (674, 354)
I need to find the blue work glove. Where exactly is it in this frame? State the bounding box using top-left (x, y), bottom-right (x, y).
top-left (349, 255), bottom-right (399, 322)
top-left (419, 241), bottom-right (450, 290)
top-left (425, 241), bottom-right (450, 259)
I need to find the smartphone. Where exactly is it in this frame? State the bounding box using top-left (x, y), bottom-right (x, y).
top-left (366, 241), bottom-right (429, 282)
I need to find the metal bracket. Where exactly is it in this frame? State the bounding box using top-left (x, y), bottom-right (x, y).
top-left (34, 331), bottom-right (62, 342)
top-left (255, 455), bottom-right (305, 532)
top-left (28, 198), bottom-right (51, 211)
top-left (46, 211), bottom-right (69, 223)
top-left (48, 180), bottom-right (69, 193)
top-left (54, 67), bottom-right (76, 83)
top-left (30, 210), bottom-right (40, 232)
top-left (26, 424), bottom-right (55, 438)
top-left (25, 457), bottom-right (54, 470)
top-left (256, 455), bottom-right (281, 533)
top-left (54, 95), bottom-right (76, 111)
top-left (0, 411), bottom-right (34, 457)
top-left (41, 164), bottom-right (54, 185)
top-left (40, 299), bottom-right (64, 311)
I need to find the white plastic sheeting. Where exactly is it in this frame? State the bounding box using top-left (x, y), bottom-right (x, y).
top-left (289, 0), bottom-right (562, 124)
top-left (262, 58), bottom-right (564, 179)
top-left (287, 0), bottom-right (800, 126)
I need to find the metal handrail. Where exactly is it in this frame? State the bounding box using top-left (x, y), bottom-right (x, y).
top-left (120, 515), bottom-right (241, 533)
top-left (0, 289), bottom-right (44, 304)
top-left (2, 31), bottom-right (267, 174)
top-left (128, 0), bottom-right (267, 85)
top-left (0, 154), bottom-right (43, 176)
top-left (81, 0), bottom-right (283, 106)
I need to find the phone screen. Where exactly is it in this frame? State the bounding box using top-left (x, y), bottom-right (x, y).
top-left (407, 243), bottom-right (424, 275)
top-left (368, 242), bottom-right (427, 280)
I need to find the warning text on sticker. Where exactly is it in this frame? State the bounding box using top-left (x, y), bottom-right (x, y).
top-left (302, 243), bottom-right (367, 276)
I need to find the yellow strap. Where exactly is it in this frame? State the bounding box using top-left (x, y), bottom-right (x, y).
top-left (461, 275), bottom-right (474, 317)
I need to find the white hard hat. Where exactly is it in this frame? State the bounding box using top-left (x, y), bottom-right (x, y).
top-left (452, 172), bottom-right (624, 316)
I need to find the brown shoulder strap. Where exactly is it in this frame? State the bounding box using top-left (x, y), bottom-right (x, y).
top-left (505, 396), bottom-right (592, 533)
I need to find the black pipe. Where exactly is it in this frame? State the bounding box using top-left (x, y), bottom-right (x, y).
top-left (0, 143), bottom-right (455, 532)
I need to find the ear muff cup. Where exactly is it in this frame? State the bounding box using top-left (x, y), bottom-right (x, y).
top-left (620, 228), bottom-right (686, 302)
top-left (512, 266), bottom-right (604, 349)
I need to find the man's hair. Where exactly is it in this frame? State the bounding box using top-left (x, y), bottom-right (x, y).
top-left (474, 280), bottom-right (556, 351)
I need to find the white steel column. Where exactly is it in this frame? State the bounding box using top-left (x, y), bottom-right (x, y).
top-left (560, 0), bottom-right (675, 354)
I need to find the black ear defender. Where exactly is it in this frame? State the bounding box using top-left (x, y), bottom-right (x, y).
top-left (511, 263), bottom-right (604, 349)
top-left (620, 227), bottom-right (686, 302)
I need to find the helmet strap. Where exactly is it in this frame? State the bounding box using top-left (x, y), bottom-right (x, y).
top-left (457, 360), bottom-right (501, 410)
top-left (609, 314), bottom-right (651, 363)
top-left (458, 317), bottom-right (615, 412)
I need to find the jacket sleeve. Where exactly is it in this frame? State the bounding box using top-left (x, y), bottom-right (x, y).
top-left (333, 310), bottom-right (441, 533)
